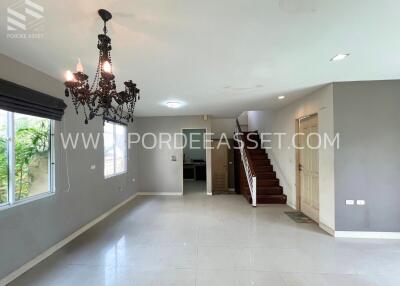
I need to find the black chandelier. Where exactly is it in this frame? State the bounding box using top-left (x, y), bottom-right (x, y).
top-left (64, 9), bottom-right (140, 124)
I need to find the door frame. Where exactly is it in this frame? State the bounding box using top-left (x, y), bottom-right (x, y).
top-left (295, 113), bottom-right (319, 219)
top-left (180, 128), bottom-right (211, 195)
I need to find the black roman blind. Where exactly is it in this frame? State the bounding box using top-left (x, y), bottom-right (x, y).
top-left (0, 78), bottom-right (67, 121)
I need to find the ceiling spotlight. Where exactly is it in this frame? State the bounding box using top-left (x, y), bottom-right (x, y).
top-left (331, 53), bottom-right (350, 62)
top-left (278, 96), bottom-right (285, 100)
top-left (166, 101), bottom-right (183, 108)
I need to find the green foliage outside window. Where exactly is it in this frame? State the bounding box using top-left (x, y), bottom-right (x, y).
top-left (0, 120), bottom-right (49, 204)
top-left (0, 135), bottom-right (7, 203)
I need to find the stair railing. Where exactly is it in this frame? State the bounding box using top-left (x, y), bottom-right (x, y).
top-left (235, 119), bottom-right (257, 207)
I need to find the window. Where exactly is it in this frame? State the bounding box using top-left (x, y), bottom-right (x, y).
top-left (104, 121), bottom-right (127, 178)
top-left (0, 110), bottom-right (54, 207)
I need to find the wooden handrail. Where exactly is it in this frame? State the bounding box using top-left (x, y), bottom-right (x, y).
top-left (236, 118), bottom-right (242, 133)
top-left (235, 118), bottom-right (257, 206)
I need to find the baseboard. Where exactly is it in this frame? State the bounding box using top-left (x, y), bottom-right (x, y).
top-left (137, 192), bottom-right (183, 196)
top-left (335, 231), bottom-right (400, 239)
top-left (319, 222), bottom-right (335, 236)
top-left (287, 201), bottom-right (296, 210)
top-left (0, 193), bottom-right (138, 286)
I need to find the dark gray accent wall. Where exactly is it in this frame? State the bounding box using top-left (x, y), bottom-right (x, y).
top-left (0, 55), bottom-right (139, 279)
top-left (333, 80), bottom-right (400, 232)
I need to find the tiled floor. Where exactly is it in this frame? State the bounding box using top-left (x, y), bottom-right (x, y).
top-left (10, 181), bottom-right (400, 285)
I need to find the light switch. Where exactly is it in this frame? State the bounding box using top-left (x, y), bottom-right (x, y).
top-left (90, 165), bottom-right (96, 170)
top-left (346, 200), bottom-right (354, 205)
top-left (356, 200), bottom-right (366, 206)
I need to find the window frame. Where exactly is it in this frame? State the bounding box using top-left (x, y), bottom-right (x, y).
top-left (104, 120), bottom-right (128, 179)
top-left (0, 110), bottom-right (55, 210)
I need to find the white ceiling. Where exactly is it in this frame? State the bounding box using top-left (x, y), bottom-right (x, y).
top-left (1, 0), bottom-right (400, 117)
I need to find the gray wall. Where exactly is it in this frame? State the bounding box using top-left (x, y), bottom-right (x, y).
top-left (211, 118), bottom-right (236, 138)
top-left (137, 116), bottom-right (212, 195)
top-left (0, 54), bottom-right (139, 279)
top-left (334, 80), bottom-right (400, 232)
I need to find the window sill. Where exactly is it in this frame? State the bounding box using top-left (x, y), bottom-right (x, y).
top-left (0, 192), bottom-right (55, 211)
top-left (104, 170), bottom-right (128, 180)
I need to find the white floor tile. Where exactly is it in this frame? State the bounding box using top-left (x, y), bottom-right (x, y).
top-left (8, 181), bottom-right (400, 286)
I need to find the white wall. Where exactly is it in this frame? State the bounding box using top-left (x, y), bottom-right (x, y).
top-left (237, 111), bottom-right (248, 131)
top-left (248, 110), bottom-right (276, 135)
top-left (248, 85), bottom-right (335, 231)
top-left (237, 111), bottom-right (248, 125)
top-left (137, 116), bottom-right (212, 195)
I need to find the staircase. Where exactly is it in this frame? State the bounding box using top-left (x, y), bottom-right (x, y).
top-left (235, 120), bottom-right (287, 205)
top-left (242, 132), bottom-right (287, 204)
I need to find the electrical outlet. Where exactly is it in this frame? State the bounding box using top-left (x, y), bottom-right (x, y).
top-left (346, 200), bottom-right (354, 205)
top-left (90, 164), bottom-right (96, 170)
top-left (356, 200), bottom-right (366, 206)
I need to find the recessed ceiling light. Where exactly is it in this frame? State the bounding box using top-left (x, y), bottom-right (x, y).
top-left (278, 96), bottom-right (285, 100)
top-left (331, 53), bottom-right (350, 62)
top-left (166, 101), bottom-right (183, 108)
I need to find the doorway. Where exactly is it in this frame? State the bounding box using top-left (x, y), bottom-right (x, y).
top-left (182, 129), bottom-right (207, 194)
top-left (296, 114), bottom-right (319, 223)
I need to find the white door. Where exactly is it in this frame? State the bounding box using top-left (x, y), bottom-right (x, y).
top-left (299, 114), bottom-right (319, 222)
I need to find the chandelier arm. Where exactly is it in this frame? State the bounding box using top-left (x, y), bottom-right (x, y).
top-left (64, 8), bottom-right (140, 125)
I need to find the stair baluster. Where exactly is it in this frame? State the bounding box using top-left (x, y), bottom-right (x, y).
top-left (235, 120), bottom-right (257, 207)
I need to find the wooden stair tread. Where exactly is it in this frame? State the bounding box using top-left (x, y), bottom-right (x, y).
top-left (245, 194), bottom-right (287, 204)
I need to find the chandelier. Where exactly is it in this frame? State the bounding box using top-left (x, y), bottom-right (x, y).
top-left (64, 9), bottom-right (140, 124)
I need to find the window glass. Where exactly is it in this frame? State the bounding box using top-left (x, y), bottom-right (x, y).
top-left (115, 124), bottom-right (127, 174)
top-left (104, 121), bottom-right (127, 178)
top-left (104, 121), bottom-right (115, 177)
top-left (14, 113), bottom-right (50, 201)
top-left (0, 110), bottom-right (8, 204)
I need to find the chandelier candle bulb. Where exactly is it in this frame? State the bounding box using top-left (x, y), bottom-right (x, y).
top-left (65, 70), bottom-right (74, 81)
top-left (76, 58), bottom-right (84, 73)
top-left (103, 61), bottom-right (111, 73)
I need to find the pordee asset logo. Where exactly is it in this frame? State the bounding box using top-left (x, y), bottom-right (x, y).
top-left (6, 0), bottom-right (44, 39)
